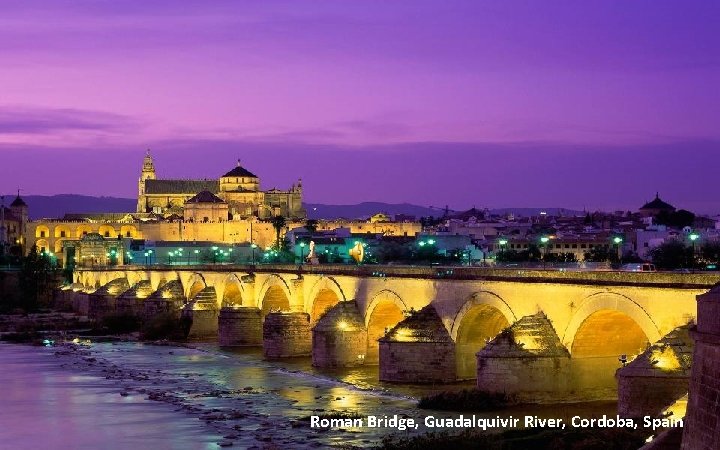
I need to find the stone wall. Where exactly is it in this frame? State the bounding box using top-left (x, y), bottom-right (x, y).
top-left (218, 307), bottom-right (263, 346)
top-left (181, 307), bottom-right (219, 340)
top-left (312, 301), bottom-right (367, 368)
top-left (87, 294), bottom-right (116, 320)
top-left (477, 313), bottom-right (572, 402)
top-left (681, 286), bottom-right (720, 450)
top-left (379, 341), bottom-right (456, 383)
top-left (379, 305), bottom-right (456, 383)
top-left (263, 312), bottom-right (311, 358)
top-left (617, 325), bottom-right (692, 418)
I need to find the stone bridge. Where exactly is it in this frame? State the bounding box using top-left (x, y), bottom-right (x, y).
top-left (63, 264), bottom-right (719, 404)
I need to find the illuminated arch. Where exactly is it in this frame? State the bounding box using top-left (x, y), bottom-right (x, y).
top-left (257, 274), bottom-right (292, 318)
top-left (365, 290), bottom-right (408, 364)
top-left (306, 277), bottom-right (346, 323)
top-left (98, 225), bottom-right (117, 238)
top-left (450, 291), bottom-right (517, 341)
top-left (184, 272), bottom-right (207, 300)
top-left (54, 239), bottom-right (66, 254)
top-left (35, 239), bottom-right (49, 253)
top-left (120, 225), bottom-right (138, 238)
top-left (54, 224), bottom-right (71, 238)
top-left (451, 291), bottom-right (517, 380)
top-left (35, 225), bottom-right (50, 238)
top-left (562, 291), bottom-right (660, 352)
top-left (221, 274), bottom-right (245, 307)
top-left (75, 225), bottom-right (93, 238)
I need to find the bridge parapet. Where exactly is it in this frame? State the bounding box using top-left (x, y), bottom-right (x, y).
top-left (77, 264), bottom-right (720, 289)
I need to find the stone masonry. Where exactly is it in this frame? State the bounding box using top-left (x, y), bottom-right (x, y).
top-left (379, 304), bottom-right (456, 383)
top-left (263, 312), bottom-right (312, 359)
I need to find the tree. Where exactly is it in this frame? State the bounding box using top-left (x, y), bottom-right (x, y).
top-left (584, 246), bottom-right (613, 263)
top-left (650, 240), bottom-right (693, 269)
top-left (17, 245), bottom-right (57, 311)
top-left (270, 215), bottom-right (287, 250)
top-left (700, 242), bottom-right (720, 264)
top-left (655, 209), bottom-right (695, 228)
top-left (304, 219), bottom-right (319, 234)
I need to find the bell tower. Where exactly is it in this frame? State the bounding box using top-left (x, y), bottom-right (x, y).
top-left (137, 149), bottom-right (156, 212)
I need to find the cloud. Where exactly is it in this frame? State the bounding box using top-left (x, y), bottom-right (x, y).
top-left (0, 106), bottom-right (141, 135)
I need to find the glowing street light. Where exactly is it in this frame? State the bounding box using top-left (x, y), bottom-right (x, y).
top-left (540, 236), bottom-right (550, 268)
top-left (299, 241), bottom-right (306, 265)
top-left (689, 232), bottom-right (700, 268)
top-left (498, 238), bottom-right (508, 258)
top-left (251, 243), bottom-right (257, 265)
top-left (613, 236), bottom-right (624, 262)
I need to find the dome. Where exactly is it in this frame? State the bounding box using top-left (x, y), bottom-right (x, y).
top-left (640, 193), bottom-right (675, 211)
top-left (222, 160), bottom-right (258, 178)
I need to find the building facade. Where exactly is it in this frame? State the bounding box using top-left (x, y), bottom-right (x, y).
top-left (136, 151), bottom-right (305, 220)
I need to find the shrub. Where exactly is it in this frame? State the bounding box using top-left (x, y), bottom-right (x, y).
top-left (418, 389), bottom-right (514, 411)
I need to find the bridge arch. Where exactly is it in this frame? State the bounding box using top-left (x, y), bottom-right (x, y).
top-left (257, 274), bottom-right (293, 318)
top-left (307, 277), bottom-right (346, 324)
top-left (562, 291), bottom-right (660, 353)
top-left (451, 291), bottom-right (517, 380)
top-left (184, 273), bottom-right (207, 301)
top-left (221, 274), bottom-right (245, 307)
top-left (365, 289), bottom-right (408, 364)
top-left (562, 291), bottom-right (660, 397)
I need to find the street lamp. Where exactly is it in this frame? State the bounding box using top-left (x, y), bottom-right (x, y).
top-left (299, 241), bottom-right (306, 264)
top-left (498, 238), bottom-right (508, 260)
top-left (193, 249), bottom-right (199, 264)
top-left (251, 243), bottom-right (257, 265)
top-left (540, 236), bottom-right (550, 268)
top-left (689, 232), bottom-right (700, 268)
top-left (613, 236), bottom-right (623, 262)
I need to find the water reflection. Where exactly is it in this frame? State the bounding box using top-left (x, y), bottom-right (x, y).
top-left (0, 341), bottom-right (622, 449)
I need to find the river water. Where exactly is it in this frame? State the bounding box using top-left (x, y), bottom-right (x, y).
top-left (0, 341), bottom-right (618, 449)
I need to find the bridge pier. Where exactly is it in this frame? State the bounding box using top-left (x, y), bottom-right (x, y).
top-left (182, 287), bottom-right (219, 340)
top-left (86, 278), bottom-right (130, 320)
top-left (616, 325), bottom-right (692, 418)
top-left (477, 313), bottom-right (571, 402)
top-left (312, 301), bottom-right (367, 368)
top-left (379, 305), bottom-right (456, 383)
top-left (143, 280), bottom-right (185, 320)
top-left (218, 307), bottom-right (263, 346)
top-left (263, 312), bottom-right (311, 358)
top-left (116, 280), bottom-right (153, 317)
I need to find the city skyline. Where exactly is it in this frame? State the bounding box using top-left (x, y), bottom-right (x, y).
top-left (1, 1), bottom-right (718, 212)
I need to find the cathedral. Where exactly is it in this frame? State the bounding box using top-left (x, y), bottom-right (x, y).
top-left (136, 151), bottom-right (305, 220)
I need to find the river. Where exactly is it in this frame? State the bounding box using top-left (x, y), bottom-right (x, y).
top-left (0, 341), bottom-right (618, 449)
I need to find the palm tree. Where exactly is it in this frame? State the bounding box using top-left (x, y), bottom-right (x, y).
top-left (270, 215), bottom-right (287, 250)
top-left (305, 219), bottom-right (318, 234)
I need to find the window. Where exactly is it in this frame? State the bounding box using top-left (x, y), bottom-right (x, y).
top-left (572, 244), bottom-right (577, 249)
top-left (580, 244), bottom-right (586, 249)
top-left (126, 231), bottom-right (131, 237)
top-left (60, 231), bottom-right (66, 238)
top-left (40, 231), bottom-right (46, 237)
top-left (104, 232), bottom-right (110, 237)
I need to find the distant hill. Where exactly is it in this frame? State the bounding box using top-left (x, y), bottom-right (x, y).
top-left (7, 194), bottom-right (585, 220)
top-left (3, 195), bottom-right (137, 220)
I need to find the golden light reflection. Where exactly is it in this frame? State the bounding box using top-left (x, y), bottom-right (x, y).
top-left (651, 346), bottom-right (681, 371)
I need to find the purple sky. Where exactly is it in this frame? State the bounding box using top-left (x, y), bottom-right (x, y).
top-left (1, 1), bottom-right (719, 213)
